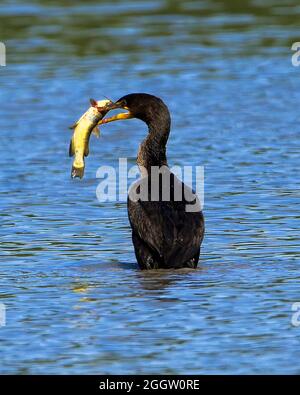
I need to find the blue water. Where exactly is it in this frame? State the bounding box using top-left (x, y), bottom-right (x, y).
top-left (0, 0), bottom-right (300, 374)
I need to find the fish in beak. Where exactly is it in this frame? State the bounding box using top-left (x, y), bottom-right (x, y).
top-left (69, 98), bottom-right (114, 179)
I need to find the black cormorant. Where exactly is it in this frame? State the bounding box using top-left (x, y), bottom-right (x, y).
top-left (102, 93), bottom-right (204, 269)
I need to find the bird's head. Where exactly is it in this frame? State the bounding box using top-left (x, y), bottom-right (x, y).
top-left (100, 93), bottom-right (170, 128)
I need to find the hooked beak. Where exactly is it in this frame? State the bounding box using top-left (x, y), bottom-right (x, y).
top-left (98, 101), bottom-right (134, 125)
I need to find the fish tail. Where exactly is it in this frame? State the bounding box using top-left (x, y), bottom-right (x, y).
top-left (71, 155), bottom-right (85, 179)
top-left (71, 165), bottom-right (85, 179)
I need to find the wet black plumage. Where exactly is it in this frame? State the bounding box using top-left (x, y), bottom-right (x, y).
top-left (115, 93), bottom-right (204, 269)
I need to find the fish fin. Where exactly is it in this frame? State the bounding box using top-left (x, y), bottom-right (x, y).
top-left (70, 110), bottom-right (86, 130)
top-left (92, 126), bottom-right (100, 138)
top-left (69, 122), bottom-right (78, 130)
top-left (90, 98), bottom-right (97, 107)
top-left (69, 139), bottom-right (74, 157)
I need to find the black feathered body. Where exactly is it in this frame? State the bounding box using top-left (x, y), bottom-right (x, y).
top-left (128, 169), bottom-right (204, 269)
top-left (115, 93), bottom-right (205, 269)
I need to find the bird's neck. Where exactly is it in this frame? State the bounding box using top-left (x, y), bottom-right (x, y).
top-left (137, 120), bottom-right (170, 176)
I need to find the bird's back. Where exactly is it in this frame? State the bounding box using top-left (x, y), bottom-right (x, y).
top-left (127, 169), bottom-right (204, 269)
